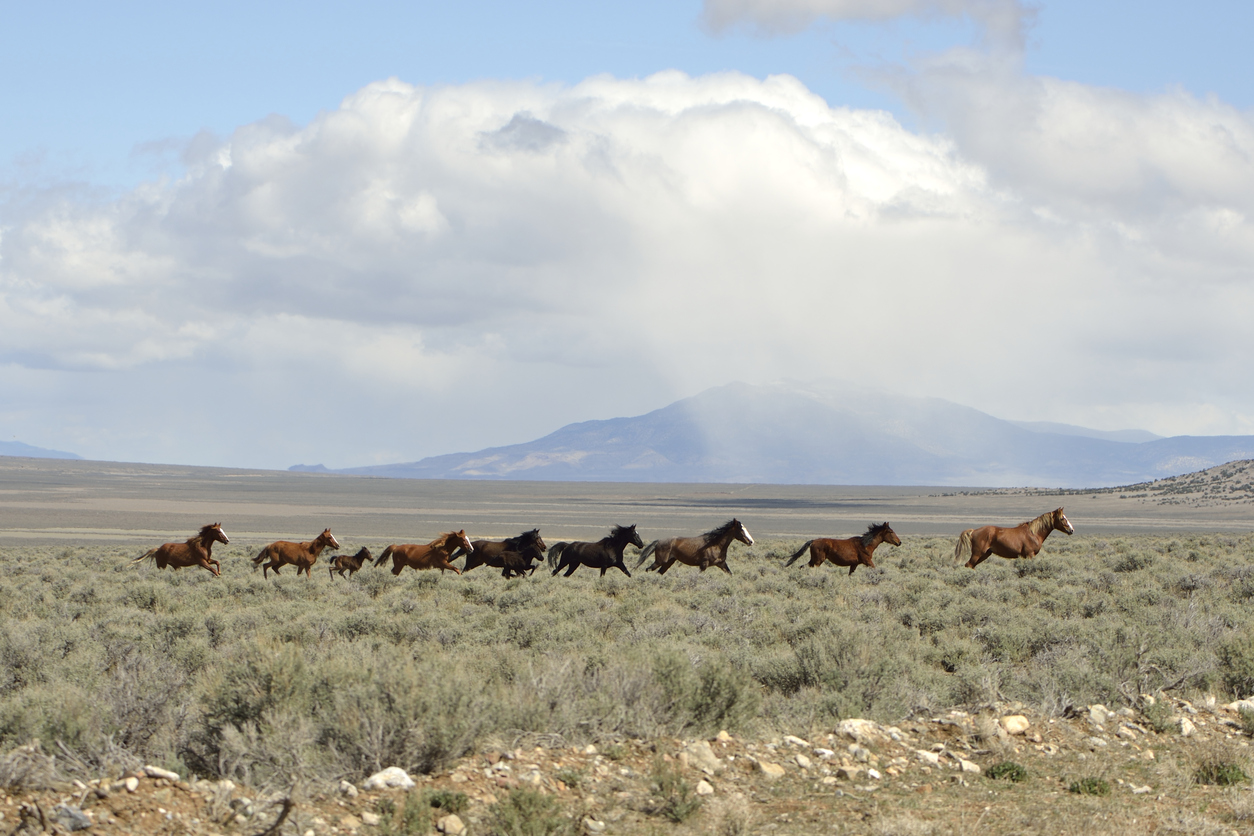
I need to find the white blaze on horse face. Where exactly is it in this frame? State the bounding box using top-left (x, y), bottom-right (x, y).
top-left (329, 532), bottom-right (341, 549)
top-left (219, 527), bottom-right (230, 544)
top-left (740, 523), bottom-right (754, 545)
top-left (1060, 513), bottom-right (1074, 534)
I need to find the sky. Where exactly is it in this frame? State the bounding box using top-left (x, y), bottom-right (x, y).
top-left (2, 0), bottom-right (1254, 469)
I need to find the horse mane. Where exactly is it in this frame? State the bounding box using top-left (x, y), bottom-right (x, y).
top-left (703, 519), bottom-right (742, 544)
top-left (1024, 511), bottom-right (1056, 539)
top-left (197, 523), bottom-right (220, 539)
top-left (609, 524), bottom-right (635, 540)
top-left (504, 529), bottom-right (540, 550)
top-left (861, 522), bottom-right (891, 548)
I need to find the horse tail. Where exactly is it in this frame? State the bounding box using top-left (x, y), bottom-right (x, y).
top-left (374, 546), bottom-right (394, 567)
top-left (634, 541), bottom-right (658, 569)
top-left (546, 542), bottom-right (568, 570)
top-left (250, 547), bottom-right (269, 568)
top-left (784, 541), bottom-right (813, 567)
top-left (132, 547), bottom-right (159, 565)
top-left (953, 530), bottom-right (974, 565)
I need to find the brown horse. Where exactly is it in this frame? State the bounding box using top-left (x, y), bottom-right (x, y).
top-left (784, 522), bottom-right (901, 575)
top-left (328, 547), bottom-right (373, 579)
top-left (457, 529), bottom-right (547, 578)
top-left (954, 507), bottom-right (1074, 569)
top-left (132, 523), bottom-right (230, 576)
top-left (374, 531), bottom-right (474, 576)
top-left (635, 519), bottom-right (753, 575)
top-left (252, 528), bottom-right (340, 579)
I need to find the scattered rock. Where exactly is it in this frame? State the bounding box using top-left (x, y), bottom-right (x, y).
top-left (783, 735), bottom-right (810, 747)
top-left (836, 766), bottom-right (863, 781)
top-left (145, 765), bottom-right (181, 782)
top-left (695, 780), bottom-right (715, 796)
top-left (915, 750), bottom-right (941, 766)
top-left (1178, 718), bottom-right (1197, 737)
top-left (583, 817), bottom-right (607, 833)
top-left (1000, 715), bottom-right (1030, 735)
top-left (795, 753), bottom-right (812, 770)
top-left (437, 813), bottom-right (467, 835)
top-left (836, 719), bottom-right (886, 746)
top-left (51, 804), bottom-right (92, 831)
top-left (338, 779), bottom-right (358, 798)
top-left (866, 768), bottom-right (882, 780)
top-left (1225, 699), bottom-right (1254, 714)
top-left (684, 740), bottom-right (723, 774)
top-left (958, 760), bottom-right (981, 775)
top-left (361, 810), bottom-right (381, 826)
top-left (363, 767), bottom-right (416, 790)
top-left (125, 776), bottom-right (139, 793)
top-left (757, 761), bottom-right (786, 780)
top-left (716, 730), bottom-right (733, 742)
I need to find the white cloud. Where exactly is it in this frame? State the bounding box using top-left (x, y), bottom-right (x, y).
top-left (701, 0), bottom-right (1030, 48)
top-left (2, 66), bottom-right (1254, 467)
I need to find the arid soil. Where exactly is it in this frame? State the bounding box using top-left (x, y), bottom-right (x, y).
top-left (5, 696), bottom-right (1254, 835)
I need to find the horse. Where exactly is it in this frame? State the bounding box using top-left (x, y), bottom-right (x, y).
top-left (456, 529), bottom-right (547, 578)
top-left (374, 531), bottom-right (474, 576)
top-left (953, 508), bottom-right (1074, 569)
top-left (548, 524), bottom-right (644, 577)
top-left (251, 528), bottom-right (340, 579)
top-left (328, 547), bottom-right (373, 579)
top-left (783, 522), bottom-right (901, 575)
top-left (635, 519), bottom-right (753, 575)
top-left (132, 523), bottom-right (230, 576)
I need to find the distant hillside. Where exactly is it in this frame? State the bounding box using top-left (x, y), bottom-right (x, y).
top-left (0, 440), bottom-right (81, 460)
top-left (334, 382), bottom-right (1254, 488)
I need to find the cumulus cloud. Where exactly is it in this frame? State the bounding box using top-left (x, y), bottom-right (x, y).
top-left (2, 67), bottom-right (1254, 467)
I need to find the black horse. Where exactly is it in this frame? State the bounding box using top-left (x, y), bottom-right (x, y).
top-left (548, 524), bottom-right (644, 578)
top-left (455, 529), bottom-right (547, 578)
top-left (328, 547), bottom-right (373, 579)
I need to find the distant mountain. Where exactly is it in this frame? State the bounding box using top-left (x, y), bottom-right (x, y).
top-left (0, 440), bottom-right (81, 460)
top-left (1008, 420), bottom-right (1162, 444)
top-left (335, 382), bottom-right (1254, 488)
top-left (288, 464), bottom-right (332, 473)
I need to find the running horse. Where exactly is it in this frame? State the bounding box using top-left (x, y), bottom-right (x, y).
top-left (953, 508), bottom-right (1074, 569)
top-left (252, 528), bottom-right (340, 579)
top-left (132, 523), bottom-right (230, 576)
top-left (635, 519), bottom-right (753, 575)
top-left (784, 522), bottom-right (901, 575)
top-left (548, 524), bottom-right (644, 577)
top-left (456, 529), bottom-right (547, 578)
top-left (374, 531), bottom-right (474, 576)
top-left (329, 547), bottom-right (373, 579)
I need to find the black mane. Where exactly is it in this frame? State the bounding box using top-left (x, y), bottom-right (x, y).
top-left (861, 522), bottom-right (892, 548)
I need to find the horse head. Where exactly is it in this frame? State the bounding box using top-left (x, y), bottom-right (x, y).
top-left (866, 522), bottom-right (901, 547)
top-left (454, 530), bottom-right (474, 554)
top-left (1053, 508), bottom-right (1074, 535)
top-left (732, 519), bottom-right (754, 546)
top-left (318, 528), bottom-right (341, 550)
top-left (201, 523), bottom-right (230, 546)
top-left (527, 529), bottom-right (546, 552)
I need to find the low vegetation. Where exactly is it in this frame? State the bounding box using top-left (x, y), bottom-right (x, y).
top-left (1, 531), bottom-right (1254, 796)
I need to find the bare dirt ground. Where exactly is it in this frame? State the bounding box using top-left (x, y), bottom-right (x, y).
top-left (4, 457), bottom-right (1254, 549)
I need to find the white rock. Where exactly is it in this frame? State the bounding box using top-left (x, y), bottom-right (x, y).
top-left (338, 780), bottom-right (359, 798)
top-left (363, 767), bottom-right (415, 790)
top-left (124, 777), bottom-right (139, 793)
top-left (1225, 699), bottom-right (1254, 714)
top-left (437, 813), bottom-right (467, 835)
top-left (1000, 715), bottom-right (1030, 735)
top-left (959, 759), bottom-right (981, 775)
top-left (758, 761), bottom-right (786, 779)
top-left (836, 719), bottom-right (886, 746)
top-left (144, 765), bottom-right (180, 782)
top-left (361, 811), bottom-right (381, 826)
top-left (1131, 785), bottom-right (1152, 794)
top-left (795, 754), bottom-right (812, 770)
top-left (583, 818), bottom-right (607, 833)
top-left (1178, 717), bottom-right (1196, 737)
top-left (813, 748), bottom-right (835, 759)
top-left (866, 768), bottom-right (882, 780)
top-left (695, 779), bottom-right (715, 796)
top-left (684, 740), bottom-right (723, 774)
top-left (583, 744), bottom-right (598, 755)
top-left (915, 750), bottom-right (940, 766)
top-left (783, 734), bottom-right (810, 747)
top-left (1087, 737), bottom-right (1109, 748)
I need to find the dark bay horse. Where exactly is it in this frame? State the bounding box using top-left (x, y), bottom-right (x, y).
top-left (635, 519), bottom-right (753, 575)
top-left (252, 528), bottom-right (340, 579)
top-left (456, 529), bottom-right (547, 578)
top-left (954, 508), bottom-right (1074, 569)
top-left (375, 531), bottom-right (473, 576)
top-left (133, 523), bottom-right (230, 576)
top-left (548, 524), bottom-right (644, 577)
top-left (784, 522), bottom-right (901, 575)
top-left (329, 547), bottom-right (373, 579)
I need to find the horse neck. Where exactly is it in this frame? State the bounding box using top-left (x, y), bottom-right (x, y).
top-left (1026, 514), bottom-right (1054, 541)
top-left (863, 533), bottom-right (884, 555)
top-left (309, 537), bottom-right (331, 555)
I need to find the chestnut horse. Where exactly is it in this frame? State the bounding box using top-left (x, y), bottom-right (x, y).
top-left (635, 519), bottom-right (753, 575)
top-left (456, 529), bottom-right (547, 578)
top-left (133, 523), bottom-right (230, 576)
top-left (252, 528), bottom-right (340, 579)
top-left (548, 524), bottom-right (644, 577)
top-left (784, 522), bottom-right (901, 575)
top-left (329, 547), bottom-right (373, 579)
top-left (954, 507), bottom-right (1074, 569)
top-left (374, 531), bottom-right (474, 576)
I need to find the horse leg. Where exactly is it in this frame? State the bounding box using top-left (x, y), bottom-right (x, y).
top-left (441, 559), bottom-right (462, 575)
top-left (718, 561), bottom-right (732, 575)
top-left (616, 561), bottom-right (631, 578)
top-left (391, 561), bottom-right (403, 576)
top-left (563, 561), bottom-right (579, 577)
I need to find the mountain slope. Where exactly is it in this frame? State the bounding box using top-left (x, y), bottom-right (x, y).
top-left (0, 440), bottom-right (82, 460)
top-left (337, 382), bottom-right (1254, 487)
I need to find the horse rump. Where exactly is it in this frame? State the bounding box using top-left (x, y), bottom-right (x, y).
top-left (783, 541), bottom-right (814, 567)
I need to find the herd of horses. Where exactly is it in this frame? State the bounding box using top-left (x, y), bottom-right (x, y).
top-left (131, 508), bottom-right (1075, 580)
